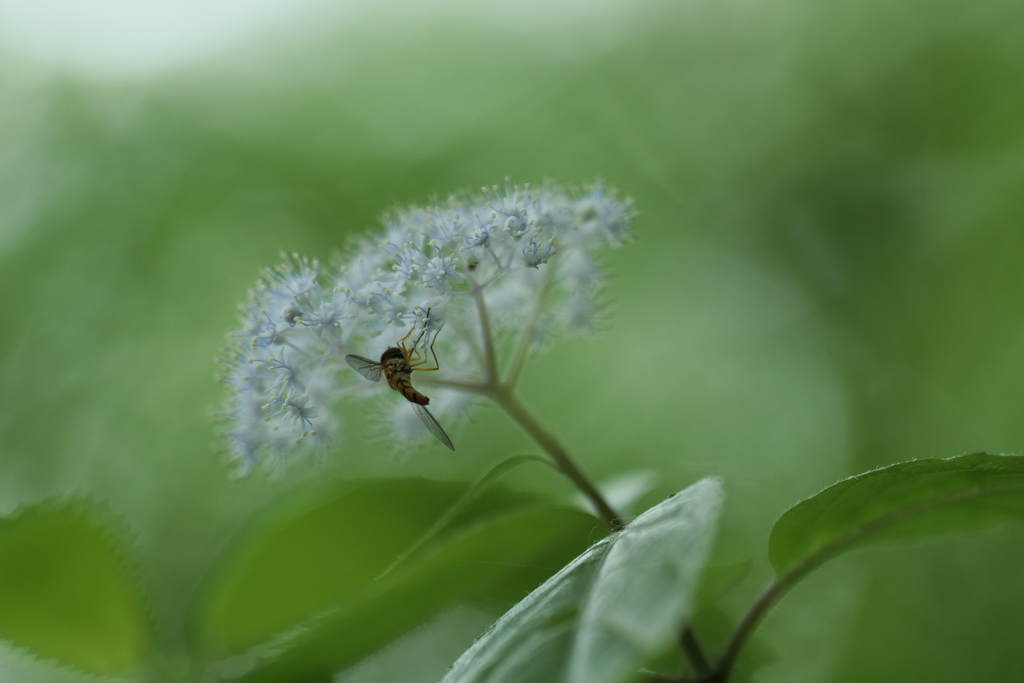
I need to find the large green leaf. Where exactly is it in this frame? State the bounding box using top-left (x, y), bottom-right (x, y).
top-left (769, 453), bottom-right (1024, 577)
top-left (0, 501), bottom-right (152, 676)
top-left (567, 477), bottom-right (723, 683)
top-left (440, 540), bottom-right (613, 683)
top-left (378, 455), bottom-right (553, 581)
top-left (195, 477), bottom-right (601, 682)
top-left (196, 479), bottom-right (469, 656)
top-left (442, 478), bottom-right (724, 683)
top-left (236, 506), bottom-right (600, 683)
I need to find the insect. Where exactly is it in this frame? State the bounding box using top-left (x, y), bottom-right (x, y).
top-left (345, 318), bottom-right (455, 451)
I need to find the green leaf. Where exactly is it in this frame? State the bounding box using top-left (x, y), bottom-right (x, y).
top-left (378, 455), bottom-right (554, 580)
top-left (196, 478), bottom-right (601, 682)
top-left (769, 453), bottom-right (1024, 577)
top-left (0, 501), bottom-right (152, 676)
top-left (440, 539), bottom-right (613, 683)
top-left (441, 477), bottom-right (724, 683)
top-left (567, 477), bottom-right (723, 683)
top-left (197, 479), bottom-right (468, 656)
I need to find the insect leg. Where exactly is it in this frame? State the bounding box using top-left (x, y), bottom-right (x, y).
top-left (397, 323), bottom-right (417, 347)
top-left (425, 323), bottom-right (443, 370)
top-left (410, 326), bottom-right (428, 354)
top-left (405, 306), bottom-right (436, 363)
top-left (410, 320), bottom-right (443, 371)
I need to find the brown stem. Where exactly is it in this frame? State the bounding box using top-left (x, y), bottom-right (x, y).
top-left (488, 385), bottom-right (626, 531)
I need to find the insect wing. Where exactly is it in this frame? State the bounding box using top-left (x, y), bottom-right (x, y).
top-left (412, 403), bottom-right (455, 451)
top-left (345, 355), bottom-right (384, 382)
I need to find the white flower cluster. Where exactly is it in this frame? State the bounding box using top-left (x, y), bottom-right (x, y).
top-left (216, 179), bottom-right (633, 474)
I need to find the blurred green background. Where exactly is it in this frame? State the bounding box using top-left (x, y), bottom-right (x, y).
top-left (1, 0), bottom-right (1024, 680)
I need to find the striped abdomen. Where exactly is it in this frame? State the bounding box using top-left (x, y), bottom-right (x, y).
top-left (391, 374), bottom-right (429, 405)
top-left (381, 348), bottom-right (430, 405)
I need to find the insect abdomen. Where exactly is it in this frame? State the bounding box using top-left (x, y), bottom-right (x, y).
top-left (384, 364), bottom-right (430, 405)
top-left (395, 376), bottom-right (429, 405)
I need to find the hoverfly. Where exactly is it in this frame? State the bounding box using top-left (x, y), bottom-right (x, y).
top-left (345, 317), bottom-right (455, 450)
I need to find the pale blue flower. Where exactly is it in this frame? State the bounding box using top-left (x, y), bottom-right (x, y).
top-left (522, 236), bottom-right (554, 268)
top-left (420, 254), bottom-right (462, 292)
top-left (215, 179), bottom-right (633, 473)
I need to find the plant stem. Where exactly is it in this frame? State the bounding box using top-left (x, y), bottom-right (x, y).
top-left (416, 376), bottom-right (491, 394)
top-left (471, 284), bottom-right (500, 384)
top-left (681, 626), bottom-right (711, 677)
top-left (488, 385), bottom-right (626, 531)
top-left (505, 264), bottom-right (557, 389)
top-left (706, 574), bottom-right (796, 682)
top-left (708, 523), bottom-right (856, 681)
